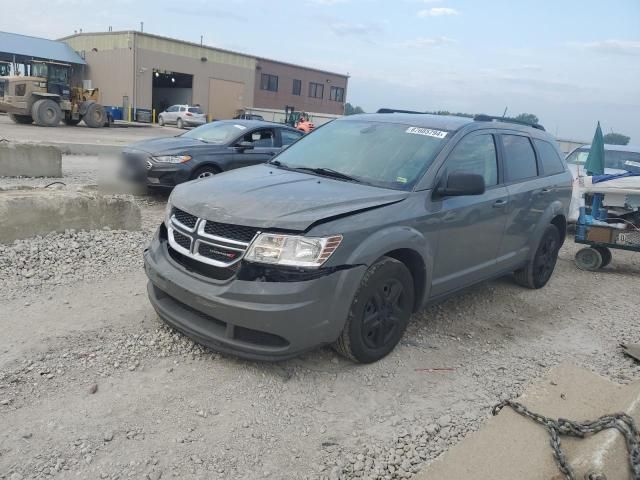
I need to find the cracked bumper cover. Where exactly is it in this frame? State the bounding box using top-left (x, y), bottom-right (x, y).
top-left (143, 231), bottom-right (365, 360)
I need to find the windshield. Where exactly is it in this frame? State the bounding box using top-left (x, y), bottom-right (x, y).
top-left (181, 122), bottom-right (246, 144)
top-left (188, 107), bottom-right (202, 114)
top-left (566, 148), bottom-right (640, 174)
top-left (271, 119), bottom-right (449, 190)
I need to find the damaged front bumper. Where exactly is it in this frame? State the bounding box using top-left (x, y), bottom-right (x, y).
top-left (143, 229), bottom-right (365, 360)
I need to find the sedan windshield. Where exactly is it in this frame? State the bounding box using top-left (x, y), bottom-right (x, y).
top-left (566, 148), bottom-right (640, 174)
top-left (181, 122), bottom-right (246, 144)
top-left (271, 120), bottom-right (449, 190)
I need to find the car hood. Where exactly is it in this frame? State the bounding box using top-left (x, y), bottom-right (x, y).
top-left (170, 165), bottom-right (409, 231)
top-left (123, 136), bottom-right (224, 155)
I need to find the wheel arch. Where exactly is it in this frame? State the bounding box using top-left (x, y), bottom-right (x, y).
top-left (343, 226), bottom-right (433, 311)
top-left (383, 248), bottom-right (428, 312)
top-left (550, 214), bottom-right (567, 246)
top-left (190, 162), bottom-right (223, 179)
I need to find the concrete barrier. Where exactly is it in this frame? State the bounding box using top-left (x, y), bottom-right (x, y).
top-left (415, 362), bottom-right (640, 480)
top-left (0, 143), bottom-right (62, 177)
top-left (0, 189), bottom-right (141, 244)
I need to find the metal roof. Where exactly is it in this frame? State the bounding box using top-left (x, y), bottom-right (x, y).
top-left (0, 31), bottom-right (86, 65)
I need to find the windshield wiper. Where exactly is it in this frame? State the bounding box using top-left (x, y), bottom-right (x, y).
top-left (292, 167), bottom-right (361, 183)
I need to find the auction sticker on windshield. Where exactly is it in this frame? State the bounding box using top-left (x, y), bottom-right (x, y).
top-left (405, 127), bottom-right (448, 138)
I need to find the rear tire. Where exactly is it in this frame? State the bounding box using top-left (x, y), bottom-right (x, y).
top-left (514, 224), bottom-right (561, 288)
top-left (83, 103), bottom-right (106, 128)
top-left (575, 247), bottom-right (603, 271)
top-left (8, 113), bottom-right (33, 124)
top-left (593, 246), bottom-right (612, 267)
top-left (177, 118), bottom-right (184, 129)
top-left (334, 257), bottom-right (414, 363)
top-left (32, 99), bottom-right (62, 127)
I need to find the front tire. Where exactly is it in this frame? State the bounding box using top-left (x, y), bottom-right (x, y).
top-left (83, 103), bottom-right (106, 128)
top-left (158, 116), bottom-right (165, 126)
top-left (514, 224), bottom-right (561, 288)
top-left (192, 165), bottom-right (220, 180)
top-left (334, 257), bottom-right (414, 363)
top-left (575, 247), bottom-right (603, 271)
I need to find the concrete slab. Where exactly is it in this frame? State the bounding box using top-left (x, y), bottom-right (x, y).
top-left (415, 362), bottom-right (640, 480)
top-left (0, 143), bottom-right (62, 177)
top-left (0, 188), bottom-right (141, 243)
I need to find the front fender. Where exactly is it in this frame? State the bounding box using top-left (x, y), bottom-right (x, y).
top-left (344, 225), bottom-right (435, 304)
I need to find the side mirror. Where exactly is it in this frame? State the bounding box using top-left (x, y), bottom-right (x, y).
top-left (437, 172), bottom-right (485, 197)
top-left (235, 141), bottom-right (254, 151)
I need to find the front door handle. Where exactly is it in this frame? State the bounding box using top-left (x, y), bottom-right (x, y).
top-left (493, 199), bottom-right (508, 208)
top-left (268, 151), bottom-right (276, 156)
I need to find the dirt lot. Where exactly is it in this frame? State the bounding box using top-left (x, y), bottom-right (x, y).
top-left (1, 155), bottom-right (639, 480)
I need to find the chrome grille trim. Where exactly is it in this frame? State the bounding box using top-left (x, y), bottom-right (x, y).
top-left (197, 220), bottom-right (256, 247)
top-left (167, 211), bottom-right (259, 269)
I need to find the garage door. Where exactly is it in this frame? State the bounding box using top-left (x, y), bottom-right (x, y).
top-left (208, 78), bottom-right (244, 120)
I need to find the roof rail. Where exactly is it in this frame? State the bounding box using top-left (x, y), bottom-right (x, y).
top-left (377, 108), bottom-right (425, 114)
top-left (474, 114), bottom-right (545, 131)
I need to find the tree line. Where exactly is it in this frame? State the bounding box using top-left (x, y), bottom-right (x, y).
top-left (343, 104), bottom-right (630, 145)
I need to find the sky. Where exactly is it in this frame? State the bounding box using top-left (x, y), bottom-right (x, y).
top-left (2, 0), bottom-right (639, 142)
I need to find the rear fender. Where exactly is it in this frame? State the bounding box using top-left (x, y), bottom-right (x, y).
top-left (530, 200), bottom-right (566, 251)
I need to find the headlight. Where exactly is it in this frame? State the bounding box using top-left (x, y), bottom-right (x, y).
top-left (244, 233), bottom-right (342, 268)
top-left (153, 155), bottom-right (192, 164)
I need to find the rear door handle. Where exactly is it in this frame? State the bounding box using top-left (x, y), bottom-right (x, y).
top-left (493, 199), bottom-right (508, 208)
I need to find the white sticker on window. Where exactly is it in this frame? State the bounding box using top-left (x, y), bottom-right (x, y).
top-left (233, 124), bottom-right (247, 130)
top-left (405, 127), bottom-right (447, 138)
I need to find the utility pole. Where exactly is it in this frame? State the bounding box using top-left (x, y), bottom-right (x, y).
top-left (140, 21), bottom-right (144, 32)
top-left (502, 107), bottom-right (508, 118)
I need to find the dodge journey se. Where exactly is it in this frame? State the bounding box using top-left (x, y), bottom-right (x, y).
top-left (143, 112), bottom-right (572, 363)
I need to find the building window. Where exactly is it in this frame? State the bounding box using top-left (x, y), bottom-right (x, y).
top-left (329, 86), bottom-right (344, 102)
top-left (260, 73), bottom-right (278, 92)
top-left (292, 79), bottom-right (302, 96)
top-left (308, 82), bottom-right (324, 99)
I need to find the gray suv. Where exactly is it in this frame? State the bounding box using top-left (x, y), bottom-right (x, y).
top-left (144, 113), bottom-right (571, 363)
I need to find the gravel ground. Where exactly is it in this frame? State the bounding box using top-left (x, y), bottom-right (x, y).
top-left (1, 156), bottom-right (639, 479)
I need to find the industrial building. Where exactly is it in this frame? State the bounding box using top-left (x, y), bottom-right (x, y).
top-left (60, 31), bottom-right (349, 122)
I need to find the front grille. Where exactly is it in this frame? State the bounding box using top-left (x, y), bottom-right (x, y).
top-left (168, 245), bottom-right (238, 281)
top-left (197, 243), bottom-right (241, 263)
top-left (172, 230), bottom-right (192, 250)
top-left (173, 208), bottom-right (198, 229)
top-left (203, 221), bottom-right (259, 243)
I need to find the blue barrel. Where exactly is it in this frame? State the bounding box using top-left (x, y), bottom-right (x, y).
top-left (104, 106), bottom-right (123, 121)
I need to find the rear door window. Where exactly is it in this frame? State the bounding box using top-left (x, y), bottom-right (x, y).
top-left (533, 139), bottom-right (565, 175)
top-left (501, 134), bottom-right (538, 182)
top-left (179, 106), bottom-right (186, 112)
